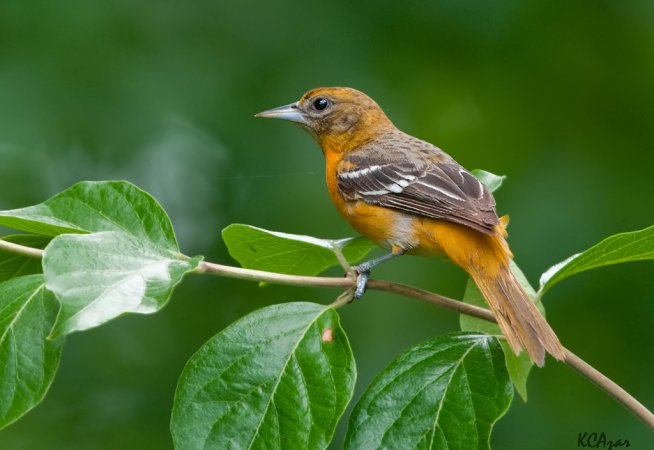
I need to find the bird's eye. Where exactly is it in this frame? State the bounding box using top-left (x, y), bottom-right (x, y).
top-left (312, 98), bottom-right (330, 111)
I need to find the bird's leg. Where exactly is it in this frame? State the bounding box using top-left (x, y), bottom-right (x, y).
top-left (352, 248), bottom-right (406, 299)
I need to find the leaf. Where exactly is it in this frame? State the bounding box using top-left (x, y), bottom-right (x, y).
top-left (471, 169), bottom-right (506, 193)
top-left (0, 181), bottom-right (178, 248)
top-left (539, 225), bottom-right (654, 295)
top-left (0, 181), bottom-right (200, 337)
top-left (459, 262), bottom-right (542, 401)
top-left (0, 275), bottom-right (64, 429)
top-left (222, 224), bottom-right (376, 275)
top-left (44, 231), bottom-right (201, 338)
top-left (345, 332), bottom-right (512, 450)
top-left (0, 235), bottom-right (50, 282)
top-left (171, 302), bottom-right (356, 450)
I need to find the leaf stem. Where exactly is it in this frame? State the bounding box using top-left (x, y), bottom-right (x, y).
top-left (331, 245), bottom-right (351, 272)
top-left (0, 238), bottom-right (45, 258)
top-left (2, 239), bottom-right (652, 431)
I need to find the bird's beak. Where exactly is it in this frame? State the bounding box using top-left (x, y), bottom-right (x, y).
top-left (255, 102), bottom-right (306, 124)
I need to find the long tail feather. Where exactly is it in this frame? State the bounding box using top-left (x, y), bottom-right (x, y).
top-left (431, 220), bottom-right (564, 366)
top-left (469, 264), bottom-right (565, 366)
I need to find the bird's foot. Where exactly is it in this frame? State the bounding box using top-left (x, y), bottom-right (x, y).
top-left (348, 262), bottom-right (373, 300)
top-left (354, 270), bottom-right (370, 299)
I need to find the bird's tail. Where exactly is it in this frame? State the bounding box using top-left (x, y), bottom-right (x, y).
top-left (432, 219), bottom-right (565, 366)
top-left (468, 262), bottom-right (565, 366)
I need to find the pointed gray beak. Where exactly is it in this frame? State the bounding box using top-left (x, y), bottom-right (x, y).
top-left (255, 102), bottom-right (306, 124)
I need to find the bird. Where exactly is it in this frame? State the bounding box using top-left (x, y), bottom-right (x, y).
top-left (256, 87), bottom-right (564, 366)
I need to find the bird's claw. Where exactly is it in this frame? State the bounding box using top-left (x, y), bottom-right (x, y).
top-left (353, 267), bottom-right (370, 300)
top-left (344, 263), bottom-right (372, 301)
top-left (354, 272), bottom-right (369, 299)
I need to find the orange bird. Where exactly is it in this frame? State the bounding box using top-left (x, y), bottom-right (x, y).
top-left (256, 87), bottom-right (564, 366)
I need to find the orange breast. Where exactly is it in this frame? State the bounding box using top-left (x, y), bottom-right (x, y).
top-left (324, 150), bottom-right (348, 216)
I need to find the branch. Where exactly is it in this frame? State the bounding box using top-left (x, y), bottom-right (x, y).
top-left (563, 349), bottom-right (654, 430)
top-left (2, 239), bottom-right (653, 431)
top-left (196, 261), bottom-right (494, 319)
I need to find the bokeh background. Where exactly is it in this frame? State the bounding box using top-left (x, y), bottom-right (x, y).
top-left (1, 1), bottom-right (654, 448)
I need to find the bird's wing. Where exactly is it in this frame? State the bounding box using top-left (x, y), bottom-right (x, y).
top-left (338, 151), bottom-right (499, 234)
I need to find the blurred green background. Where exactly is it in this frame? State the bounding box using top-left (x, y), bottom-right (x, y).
top-left (1, 1), bottom-right (653, 448)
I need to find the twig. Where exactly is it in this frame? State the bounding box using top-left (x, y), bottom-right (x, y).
top-left (564, 349), bottom-right (654, 430)
top-left (1, 239), bottom-right (652, 431)
top-left (196, 261), bottom-right (352, 287)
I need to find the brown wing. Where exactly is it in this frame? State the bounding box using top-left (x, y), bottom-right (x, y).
top-left (338, 147), bottom-right (499, 234)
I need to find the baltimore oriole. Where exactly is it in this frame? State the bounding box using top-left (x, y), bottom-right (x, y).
top-left (256, 87), bottom-right (564, 366)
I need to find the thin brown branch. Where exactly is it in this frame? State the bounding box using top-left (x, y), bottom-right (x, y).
top-left (564, 349), bottom-right (654, 430)
top-left (1, 241), bottom-right (652, 431)
top-left (196, 261), bottom-right (491, 316)
top-left (367, 279), bottom-right (496, 321)
top-left (196, 261), bottom-right (353, 287)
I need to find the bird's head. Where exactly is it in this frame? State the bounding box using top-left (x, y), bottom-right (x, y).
top-left (256, 87), bottom-right (394, 151)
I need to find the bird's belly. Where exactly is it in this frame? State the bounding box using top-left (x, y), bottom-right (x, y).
top-left (340, 201), bottom-right (420, 251)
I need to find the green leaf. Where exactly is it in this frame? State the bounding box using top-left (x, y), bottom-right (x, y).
top-left (345, 332), bottom-right (512, 450)
top-left (471, 169), bottom-right (506, 193)
top-left (539, 225), bottom-right (654, 295)
top-left (222, 224), bottom-right (376, 275)
top-left (171, 302), bottom-right (356, 450)
top-left (44, 231), bottom-right (201, 338)
top-left (1, 180), bottom-right (199, 337)
top-left (460, 262), bottom-right (541, 401)
top-left (0, 275), bottom-right (64, 429)
top-left (0, 181), bottom-right (178, 248)
top-left (0, 235), bottom-right (50, 283)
